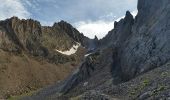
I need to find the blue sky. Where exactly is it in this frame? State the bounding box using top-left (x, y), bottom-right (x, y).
top-left (0, 0), bottom-right (137, 39)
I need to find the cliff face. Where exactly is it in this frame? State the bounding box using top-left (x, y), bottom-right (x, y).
top-left (98, 0), bottom-right (170, 80)
top-left (120, 0), bottom-right (170, 80)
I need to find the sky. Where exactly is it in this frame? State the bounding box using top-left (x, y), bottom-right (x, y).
top-left (0, 0), bottom-right (137, 39)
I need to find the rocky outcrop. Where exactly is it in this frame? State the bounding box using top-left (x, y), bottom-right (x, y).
top-left (54, 21), bottom-right (88, 46)
top-left (99, 11), bottom-right (134, 48)
top-left (0, 17), bottom-right (42, 53)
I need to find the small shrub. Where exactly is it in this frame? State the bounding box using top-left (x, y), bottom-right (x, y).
top-left (151, 85), bottom-right (167, 96)
top-left (161, 72), bottom-right (168, 77)
top-left (143, 79), bottom-right (149, 86)
top-left (130, 91), bottom-right (136, 95)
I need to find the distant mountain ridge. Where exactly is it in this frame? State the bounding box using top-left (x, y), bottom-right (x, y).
top-left (0, 16), bottom-right (95, 99)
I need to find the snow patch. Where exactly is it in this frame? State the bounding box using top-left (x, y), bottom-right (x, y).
top-left (83, 82), bottom-right (88, 87)
top-left (85, 53), bottom-right (92, 57)
top-left (56, 42), bottom-right (80, 55)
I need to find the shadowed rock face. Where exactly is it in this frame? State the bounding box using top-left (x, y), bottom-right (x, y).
top-left (120, 0), bottom-right (170, 80)
top-left (98, 0), bottom-right (170, 81)
top-left (99, 11), bottom-right (134, 48)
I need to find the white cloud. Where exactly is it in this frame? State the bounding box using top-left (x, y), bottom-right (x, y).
top-left (0, 0), bottom-right (30, 20)
top-left (75, 20), bottom-right (115, 39)
top-left (75, 10), bottom-right (138, 39)
top-left (131, 10), bottom-right (138, 18)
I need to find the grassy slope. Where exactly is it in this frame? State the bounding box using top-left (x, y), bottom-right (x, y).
top-left (0, 47), bottom-right (86, 99)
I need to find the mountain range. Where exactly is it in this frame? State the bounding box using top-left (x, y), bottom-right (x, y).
top-left (0, 0), bottom-right (170, 100)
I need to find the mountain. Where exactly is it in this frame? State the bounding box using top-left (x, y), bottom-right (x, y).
top-left (0, 17), bottom-right (94, 99)
top-left (21, 0), bottom-right (170, 100)
top-left (0, 0), bottom-right (170, 100)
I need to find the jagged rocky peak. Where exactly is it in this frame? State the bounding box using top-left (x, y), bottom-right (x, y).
top-left (99, 11), bottom-right (134, 48)
top-left (0, 16), bottom-right (42, 53)
top-left (1, 16), bottom-right (42, 37)
top-left (124, 11), bottom-right (134, 23)
top-left (53, 20), bottom-right (71, 27)
top-left (52, 20), bottom-right (69, 29)
top-left (53, 20), bottom-right (80, 35)
top-left (0, 16), bottom-right (91, 55)
top-left (3, 16), bottom-right (41, 29)
top-left (94, 35), bottom-right (98, 41)
top-left (41, 22), bottom-right (76, 51)
top-left (117, 11), bottom-right (134, 26)
top-left (52, 20), bottom-right (89, 46)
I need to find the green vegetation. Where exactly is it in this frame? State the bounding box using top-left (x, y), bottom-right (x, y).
top-left (143, 79), bottom-right (149, 86)
top-left (88, 51), bottom-right (100, 63)
top-left (151, 85), bottom-right (167, 96)
top-left (130, 91), bottom-right (136, 95)
top-left (129, 79), bottom-right (150, 97)
top-left (70, 95), bottom-right (82, 100)
top-left (8, 90), bottom-right (37, 100)
top-left (161, 72), bottom-right (169, 77)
